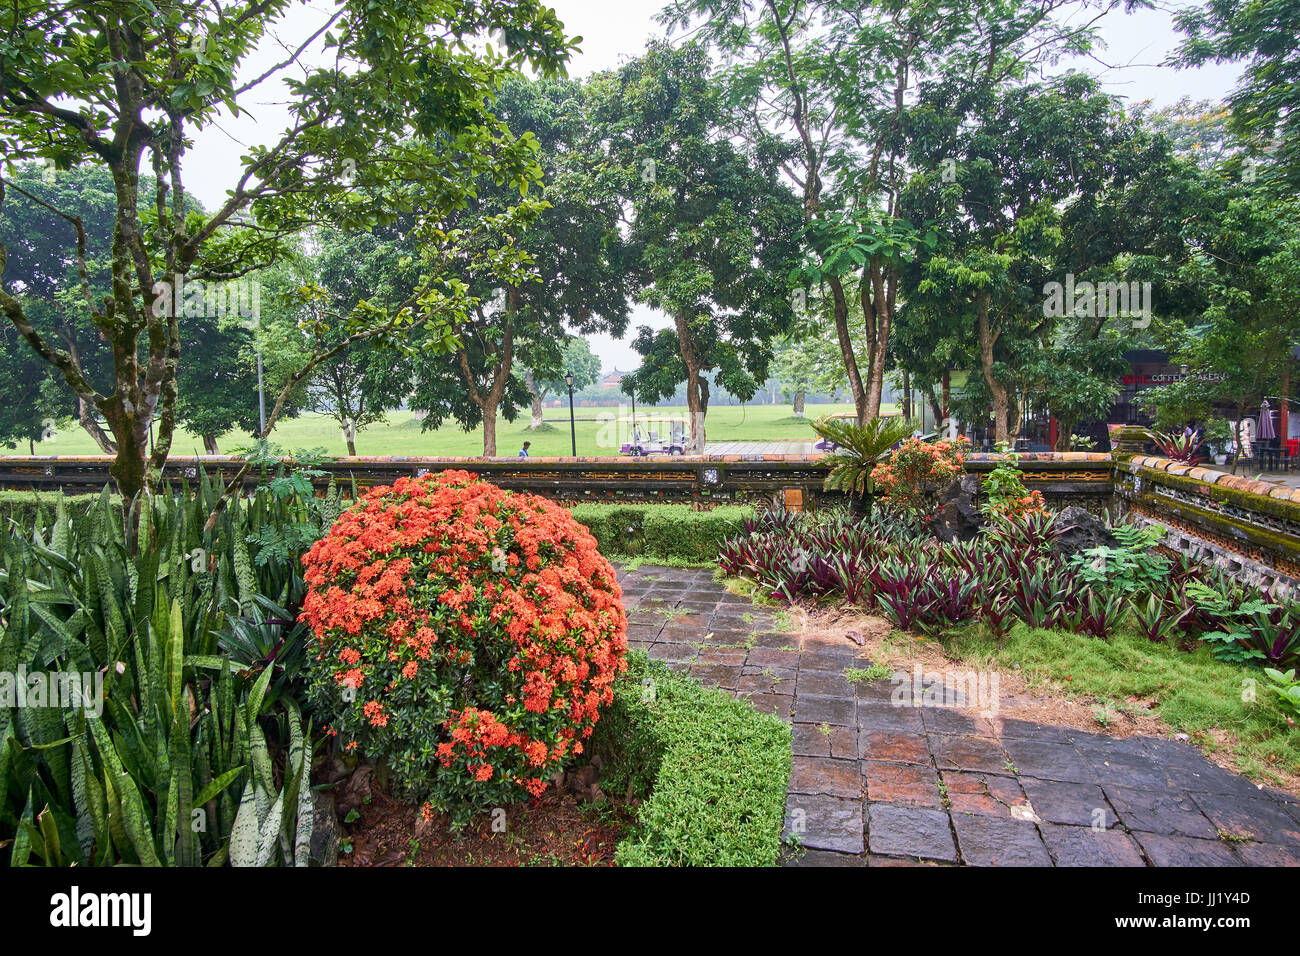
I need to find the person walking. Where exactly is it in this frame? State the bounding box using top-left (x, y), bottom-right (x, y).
top-left (518, 441), bottom-right (531, 458)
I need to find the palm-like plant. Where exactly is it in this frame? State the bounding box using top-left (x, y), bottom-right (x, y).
top-left (1147, 428), bottom-right (1206, 464)
top-left (812, 415), bottom-right (916, 511)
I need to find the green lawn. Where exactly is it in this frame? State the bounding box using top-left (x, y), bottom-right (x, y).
top-left (17, 402), bottom-right (876, 458)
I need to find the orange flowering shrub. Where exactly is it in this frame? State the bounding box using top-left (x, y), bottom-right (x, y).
top-left (871, 436), bottom-right (969, 512)
top-left (300, 470), bottom-right (627, 823)
top-left (988, 490), bottom-right (1048, 518)
top-left (980, 455), bottom-right (1049, 518)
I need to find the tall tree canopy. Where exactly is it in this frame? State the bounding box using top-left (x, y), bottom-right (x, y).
top-left (900, 73), bottom-right (1198, 443)
top-left (1175, 0), bottom-right (1300, 189)
top-left (0, 0), bottom-right (574, 521)
top-left (663, 0), bottom-right (1125, 423)
top-left (591, 41), bottom-right (801, 452)
top-left (408, 76), bottom-right (633, 455)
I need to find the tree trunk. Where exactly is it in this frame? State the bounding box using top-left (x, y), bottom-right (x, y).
top-left (1282, 363), bottom-right (1291, 448)
top-left (828, 277), bottom-right (868, 422)
top-left (524, 369), bottom-right (548, 429)
top-left (976, 293), bottom-right (1009, 445)
top-left (675, 311), bottom-right (708, 454)
top-left (1054, 419), bottom-right (1074, 452)
top-left (458, 299), bottom-right (515, 457)
top-left (860, 262), bottom-right (894, 421)
top-left (1231, 400), bottom-right (1247, 474)
top-left (202, 434), bottom-right (220, 455)
top-left (106, 414), bottom-right (150, 516)
top-left (66, 339), bottom-right (117, 454)
top-left (346, 436), bottom-right (357, 457)
top-left (792, 390), bottom-right (805, 417)
top-left (76, 404), bottom-right (117, 453)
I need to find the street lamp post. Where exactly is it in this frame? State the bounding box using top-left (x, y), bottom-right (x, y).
top-left (565, 371), bottom-right (576, 457)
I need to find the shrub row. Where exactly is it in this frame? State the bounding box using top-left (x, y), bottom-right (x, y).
top-left (569, 503), bottom-right (754, 564)
top-left (593, 651), bottom-right (791, 866)
top-left (0, 489), bottom-right (121, 528)
top-left (4, 493), bottom-right (751, 566)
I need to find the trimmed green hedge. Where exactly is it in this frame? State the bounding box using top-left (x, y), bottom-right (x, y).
top-left (6, 493), bottom-right (751, 565)
top-left (0, 490), bottom-right (121, 530)
top-left (594, 651), bottom-right (791, 866)
top-left (569, 503), bottom-right (753, 564)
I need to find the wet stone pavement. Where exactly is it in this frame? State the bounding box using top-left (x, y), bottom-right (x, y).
top-left (616, 565), bottom-right (1300, 867)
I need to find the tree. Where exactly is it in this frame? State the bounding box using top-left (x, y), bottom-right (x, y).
top-left (1137, 97), bottom-right (1239, 170)
top-left (901, 74), bottom-right (1161, 443)
top-left (173, 311), bottom-right (261, 454)
top-left (590, 42), bottom-right (801, 452)
top-left (0, 316), bottom-right (68, 452)
top-left (0, 0), bottom-right (574, 528)
top-left (524, 338), bottom-right (601, 430)
top-left (263, 227), bottom-right (427, 456)
top-left (1175, 0), bottom-right (1300, 189)
top-left (0, 163), bottom-right (122, 450)
top-left (771, 317), bottom-right (845, 416)
top-left (664, 0), bottom-right (1117, 422)
top-left (1152, 192), bottom-right (1300, 467)
top-left (1022, 330), bottom-right (1128, 449)
top-left (409, 77), bottom-right (632, 455)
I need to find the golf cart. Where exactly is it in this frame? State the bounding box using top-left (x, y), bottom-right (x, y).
top-left (619, 415), bottom-right (689, 456)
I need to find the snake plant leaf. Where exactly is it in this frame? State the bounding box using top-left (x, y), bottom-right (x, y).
top-left (37, 806), bottom-right (61, 865)
top-left (10, 787), bottom-right (35, 866)
top-left (194, 766), bottom-right (247, 808)
top-left (253, 790), bottom-right (285, 868)
top-left (229, 781), bottom-right (261, 867)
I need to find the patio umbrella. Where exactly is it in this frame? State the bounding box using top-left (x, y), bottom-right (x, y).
top-left (1259, 400), bottom-right (1277, 440)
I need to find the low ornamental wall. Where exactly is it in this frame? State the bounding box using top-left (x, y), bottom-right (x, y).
top-left (1114, 454), bottom-right (1300, 592)
top-left (4, 450), bottom-right (1298, 585)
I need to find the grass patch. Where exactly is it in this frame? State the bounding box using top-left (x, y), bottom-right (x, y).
top-left (593, 651), bottom-right (792, 866)
top-left (18, 403), bottom-right (881, 458)
top-left (844, 664), bottom-right (895, 684)
top-left (941, 622), bottom-right (1300, 785)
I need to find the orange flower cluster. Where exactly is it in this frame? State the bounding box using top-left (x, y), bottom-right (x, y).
top-left (989, 489), bottom-right (1048, 518)
top-left (872, 436), bottom-right (970, 512)
top-left (300, 470), bottom-right (627, 818)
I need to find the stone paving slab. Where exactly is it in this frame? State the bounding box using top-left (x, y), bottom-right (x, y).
top-left (616, 565), bottom-right (1300, 867)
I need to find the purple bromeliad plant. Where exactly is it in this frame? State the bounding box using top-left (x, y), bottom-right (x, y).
top-left (714, 502), bottom-right (1299, 671)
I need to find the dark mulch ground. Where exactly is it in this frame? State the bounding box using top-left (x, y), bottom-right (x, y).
top-left (335, 783), bottom-right (631, 867)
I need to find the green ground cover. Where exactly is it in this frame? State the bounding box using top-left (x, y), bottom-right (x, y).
top-left (13, 403), bottom-right (880, 458)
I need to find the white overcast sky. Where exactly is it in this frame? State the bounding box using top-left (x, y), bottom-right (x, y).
top-left (187, 0), bottom-right (1243, 373)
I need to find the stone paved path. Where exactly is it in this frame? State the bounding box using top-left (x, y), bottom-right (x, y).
top-left (617, 565), bottom-right (1300, 867)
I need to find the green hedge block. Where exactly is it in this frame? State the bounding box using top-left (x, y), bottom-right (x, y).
top-left (567, 503), bottom-right (752, 564)
top-left (641, 506), bottom-right (750, 563)
top-left (0, 490), bottom-right (120, 530)
top-left (595, 651), bottom-right (791, 866)
top-left (568, 504), bottom-right (611, 551)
